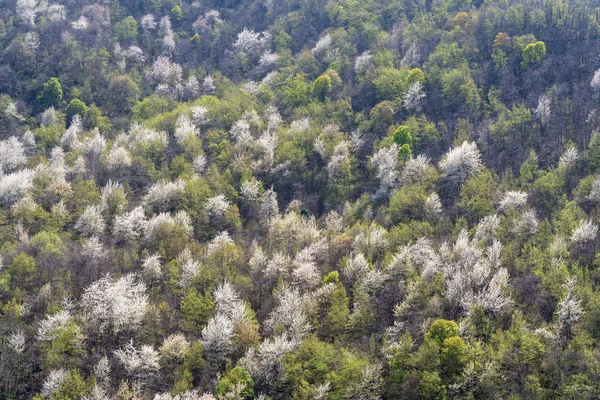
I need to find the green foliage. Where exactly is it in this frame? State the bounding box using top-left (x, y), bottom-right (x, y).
top-left (406, 68), bottom-right (425, 85)
top-left (114, 16), bottom-right (139, 43)
top-left (171, 6), bottom-right (183, 21)
top-left (426, 319), bottom-right (460, 348)
top-left (393, 125), bottom-right (413, 147)
top-left (181, 288), bottom-right (214, 333)
top-left (389, 184), bottom-right (427, 224)
top-left (215, 366), bottom-right (254, 399)
top-left (44, 322), bottom-right (85, 370)
top-left (374, 67), bottom-right (409, 101)
top-left (65, 99), bottom-right (88, 124)
top-left (419, 371), bottom-right (447, 400)
top-left (9, 253), bottom-right (36, 285)
top-left (313, 74), bottom-right (332, 102)
top-left (398, 143), bottom-right (412, 161)
top-left (2, 0), bottom-right (600, 398)
top-left (282, 337), bottom-right (367, 400)
top-left (39, 78), bottom-right (63, 108)
top-left (284, 74), bottom-right (311, 108)
top-left (134, 94), bottom-right (174, 120)
top-left (323, 271), bottom-right (340, 285)
top-left (457, 169), bottom-right (496, 225)
top-left (521, 41), bottom-right (546, 69)
top-left (51, 369), bottom-right (90, 400)
top-left (105, 76), bottom-right (141, 116)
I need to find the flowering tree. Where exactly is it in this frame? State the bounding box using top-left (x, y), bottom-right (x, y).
top-left (81, 274), bottom-right (149, 334)
top-left (439, 141), bottom-right (482, 188)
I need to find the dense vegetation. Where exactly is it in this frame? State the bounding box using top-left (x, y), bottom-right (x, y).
top-left (2, 0), bottom-right (600, 398)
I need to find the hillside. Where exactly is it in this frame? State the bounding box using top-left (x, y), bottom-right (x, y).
top-left (1, 0), bottom-right (600, 398)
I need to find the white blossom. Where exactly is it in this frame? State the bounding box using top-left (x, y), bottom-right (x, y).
top-left (498, 191), bottom-right (528, 212)
top-left (354, 51), bottom-right (373, 74)
top-left (233, 28), bottom-right (271, 60)
top-left (115, 340), bottom-right (160, 378)
top-left (94, 356), bottom-right (111, 386)
top-left (592, 68), bottom-right (600, 92)
top-left (343, 252), bottom-right (369, 284)
top-left (5, 102), bottom-right (24, 121)
top-left (371, 144), bottom-right (399, 198)
top-left (142, 180), bottom-right (185, 211)
top-left (401, 42), bottom-right (421, 67)
top-left (206, 231), bottom-right (234, 256)
top-left (7, 329), bottom-right (26, 353)
top-left (424, 193), bottom-right (443, 217)
top-left (125, 122), bottom-right (169, 151)
top-left (201, 314), bottom-right (235, 362)
top-left (213, 281), bottom-right (248, 323)
top-left (265, 285), bottom-right (311, 340)
top-left (41, 107), bottom-right (57, 127)
top-left (349, 130), bottom-right (365, 152)
top-left (145, 211), bottom-right (193, 241)
top-left (113, 206), bottom-right (147, 242)
top-left (240, 334), bottom-right (298, 385)
top-left (84, 130), bottom-right (107, 161)
top-left (401, 154), bottom-right (431, 185)
top-left (259, 188), bottom-right (279, 227)
top-left (230, 119), bottom-right (253, 146)
top-left (47, 4), bottom-right (65, 21)
top-left (558, 147), bottom-right (578, 169)
top-left (327, 141), bottom-right (350, 182)
top-left (204, 194), bottom-right (230, 218)
top-left (140, 14), bottom-right (156, 32)
top-left (512, 209), bottom-right (539, 236)
top-left (82, 274), bottom-right (149, 334)
top-left (203, 76), bottom-right (216, 94)
top-left (402, 81), bottom-right (426, 111)
top-left (258, 130), bottom-right (279, 169)
top-left (0, 169), bottom-right (35, 205)
top-left (312, 34), bottom-right (332, 56)
top-left (439, 141), bottom-right (483, 187)
top-left (61, 115), bottom-right (82, 150)
top-left (570, 219), bottom-right (598, 244)
top-left (74, 205), bottom-right (105, 237)
top-left (105, 145), bottom-right (132, 171)
top-left (83, 236), bottom-right (108, 263)
top-left (474, 214), bottom-right (500, 244)
top-left (16, 0), bottom-right (39, 27)
top-left (259, 51), bottom-right (279, 71)
top-left (191, 106), bottom-right (210, 126)
top-left (290, 117), bottom-right (310, 133)
top-left (179, 255), bottom-right (201, 289)
top-left (0, 137), bottom-right (27, 174)
top-left (533, 94), bottom-right (551, 126)
top-left (154, 390), bottom-right (215, 400)
top-left (192, 9), bottom-right (222, 34)
top-left (83, 385), bottom-right (111, 400)
top-left (42, 369), bottom-right (67, 398)
top-left (556, 277), bottom-right (583, 344)
top-left (142, 254), bottom-right (162, 279)
top-left (241, 177), bottom-right (262, 202)
top-left (174, 115), bottom-right (199, 145)
top-left (72, 15), bottom-right (89, 30)
top-left (23, 32), bottom-right (39, 52)
top-left (159, 333), bottom-right (190, 359)
top-left (345, 363), bottom-right (383, 400)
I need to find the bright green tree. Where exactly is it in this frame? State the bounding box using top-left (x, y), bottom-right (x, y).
top-left (114, 16), bottom-right (139, 42)
top-left (313, 74), bottom-right (332, 102)
top-left (65, 98), bottom-right (88, 124)
top-left (521, 41), bottom-right (546, 68)
top-left (39, 78), bottom-right (63, 108)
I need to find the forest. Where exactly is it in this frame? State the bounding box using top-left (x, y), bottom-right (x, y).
top-left (1, 0), bottom-right (600, 398)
